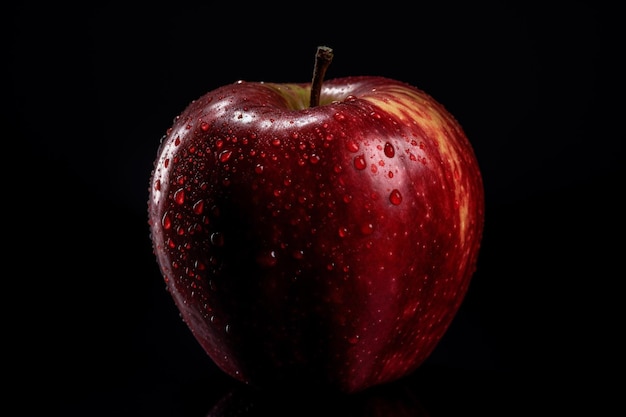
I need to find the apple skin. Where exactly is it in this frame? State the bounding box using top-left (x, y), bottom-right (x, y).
top-left (148, 75), bottom-right (484, 393)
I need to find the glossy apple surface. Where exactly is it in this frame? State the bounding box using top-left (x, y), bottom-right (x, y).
top-left (148, 75), bottom-right (484, 393)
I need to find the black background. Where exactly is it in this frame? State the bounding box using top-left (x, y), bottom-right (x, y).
top-left (6, 2), bottom-right (622, 416)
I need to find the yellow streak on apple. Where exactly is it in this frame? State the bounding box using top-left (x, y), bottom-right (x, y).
top-left (266, 81), bottom-right (472, 255)
top-left (362, 87), bottom-right (471, 242)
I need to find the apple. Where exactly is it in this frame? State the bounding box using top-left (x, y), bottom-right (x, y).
top-left (148, 46), bottom-right (484, 393)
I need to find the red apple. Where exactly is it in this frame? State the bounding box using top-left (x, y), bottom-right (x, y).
top-left (148, 47), bottom-right (484, 393)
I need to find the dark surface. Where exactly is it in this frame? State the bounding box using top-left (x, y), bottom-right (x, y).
top-left (5, 3), bottom-right (621, 416)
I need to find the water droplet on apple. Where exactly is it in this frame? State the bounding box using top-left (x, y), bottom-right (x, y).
top-left (271, 138), bottom-right (281, 147)
top-left (338, 227), bottom-right (348, 238)
top-left (195, 260), bottom-right (206, 271)
top-left (255, 164), bottom-right (264, 174)
top-left (347, 140), bottom-right (360, 153)
top-left (309, 154), bottom-right (320, 164)
top-left (192, 200), bottom-right (204, 214)
top-left (354, 155), bottom-right (366, 170)
top-left (210, 232), bottom-right (224, 246)
top-left (333, 112), bottom-right (346, 122)
top-left (384, 142), bottom-right (395, 158)
top-left (219, 149), bottom-right (232, 163)
top-left (162, 212), bottom-right (172, 230)
top-left (389, 189), bottom-right (403, 205)
top-left (174, 189), bottom-right (185, 205)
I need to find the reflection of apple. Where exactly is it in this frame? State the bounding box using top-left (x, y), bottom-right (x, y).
top-left (206, 381), bottom-right (430, 417)
top-left (148, 46), bottom-right (484, 393)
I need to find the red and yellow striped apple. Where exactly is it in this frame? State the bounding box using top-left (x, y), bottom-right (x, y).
top-left (147, 47), bottom-right (484, 393)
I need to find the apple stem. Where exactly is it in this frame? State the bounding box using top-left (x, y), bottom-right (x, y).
top-left (309, 46), bottom-right (334, 108)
